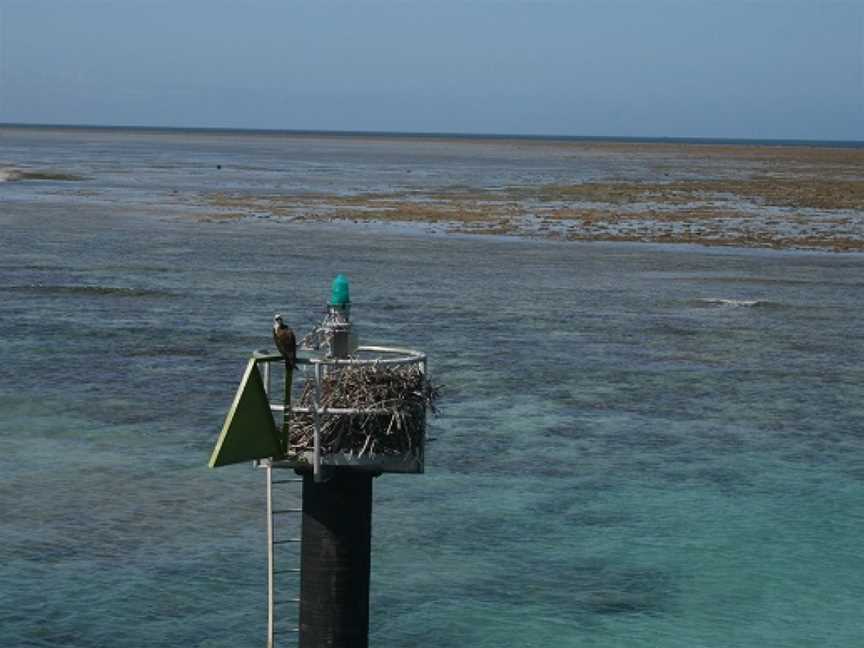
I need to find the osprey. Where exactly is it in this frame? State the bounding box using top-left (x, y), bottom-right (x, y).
top-left (273, 314), bottom-right (297, 367)
top-left (273, 314), bottom-right (297, 455)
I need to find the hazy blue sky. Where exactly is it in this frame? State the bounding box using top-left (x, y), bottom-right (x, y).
top-left (0, 0), bottom-right (862, 139)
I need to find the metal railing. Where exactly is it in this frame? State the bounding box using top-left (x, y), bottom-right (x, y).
top-left (254, 346), bottom-right (427, 478)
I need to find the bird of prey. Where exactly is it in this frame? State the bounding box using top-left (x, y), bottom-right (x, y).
top-left (273, 314), bottom-right (297, 455)
top-left (273, 314), bottom-right (297, 368)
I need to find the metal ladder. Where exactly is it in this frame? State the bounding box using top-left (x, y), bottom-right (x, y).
top-left (266, 465), bottom-right (302, 647)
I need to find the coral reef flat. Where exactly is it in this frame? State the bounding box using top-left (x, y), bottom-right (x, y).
top-left (2, 127), bottom-right (861, 252)
top-left (198, 143), bottom-right (864, 251)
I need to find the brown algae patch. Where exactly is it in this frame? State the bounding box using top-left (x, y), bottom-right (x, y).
top-left (201, 187), bottom-right (864, 251)
top-left (3, 169), bottom-right (87, 182)
top-left (200, 142), bottom-right (864, 252)
top-left (201, 183), bottom-right (864, 251)
top-left (513, 179), bottom-right (864, 211)
top-left (190, 212), bottom-right (246, 223)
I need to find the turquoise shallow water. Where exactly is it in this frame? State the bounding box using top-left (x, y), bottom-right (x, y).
top-left (1, 130), bottom-right (864, 647)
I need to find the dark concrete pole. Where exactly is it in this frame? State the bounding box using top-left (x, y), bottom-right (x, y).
top-left (299, 471), bottom-right (373, 648)
top-left (299, 310), bottom-right (373, 648)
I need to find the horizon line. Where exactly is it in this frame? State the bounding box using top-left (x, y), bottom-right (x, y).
top-left (1, 121), bottom-right (862, 148)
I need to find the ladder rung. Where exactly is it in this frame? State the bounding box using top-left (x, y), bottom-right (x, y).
top-left (271, 478), bottom-right (303, 484)
top-left (272, 508), bottom-right (302, 514)
top-left (274, 568), bottom-right (301, 574)
top-left (274, 598), bottom-right (301, 604)
top-left (273, 538), bottom-right (302, 544)
top-left (273, 628), bottom-right (300, 635)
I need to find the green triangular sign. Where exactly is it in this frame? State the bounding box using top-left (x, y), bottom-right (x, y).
top-left (209, 359), bottom-right (282, 468)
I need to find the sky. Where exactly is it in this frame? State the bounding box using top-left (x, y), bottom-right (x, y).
top-left (0, 0), bottom-right (862, 140)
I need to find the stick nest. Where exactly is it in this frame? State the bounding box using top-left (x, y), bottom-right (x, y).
top-left (286, 364), bottom-right (440, 459)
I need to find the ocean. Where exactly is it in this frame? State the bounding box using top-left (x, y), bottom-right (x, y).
top-left (1, 127), bottom-right (863, 647)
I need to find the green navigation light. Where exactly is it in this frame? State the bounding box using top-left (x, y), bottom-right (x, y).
top-left (331, 274), bottom-right (350, 306)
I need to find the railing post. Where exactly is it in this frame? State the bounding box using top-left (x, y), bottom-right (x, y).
top-left (266, 465), bottom-right (275, 648)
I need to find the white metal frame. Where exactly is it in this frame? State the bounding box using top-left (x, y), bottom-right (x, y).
top-left (254, 346), bottom-right (427, 478)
